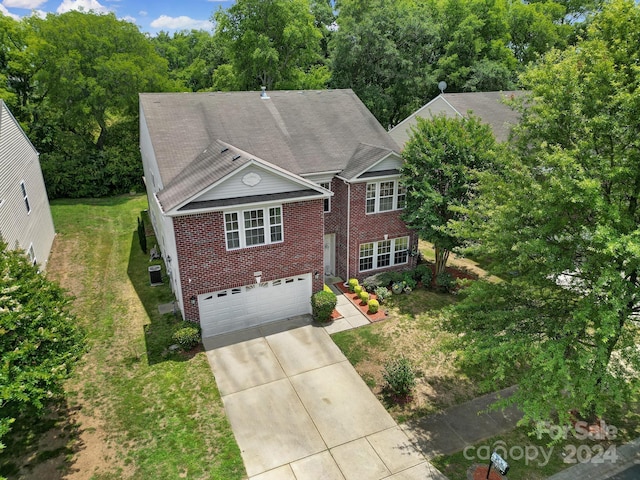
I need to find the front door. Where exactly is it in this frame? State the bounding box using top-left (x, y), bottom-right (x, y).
top-left (323, 233), bottom-right (335, 277)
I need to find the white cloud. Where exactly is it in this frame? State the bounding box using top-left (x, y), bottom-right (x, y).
top-left (3, 0), bottom-right (47, 8)
top-left (138, 10), bottom-right (147, 17)
top-left (0, 4), bottom-right (20, 19)
top-left (122, 14), bottom-right (135, 23)
top-left (56, 0), bottom-right (110, 14)
top-left (150, 15), bottom-right (212, 31)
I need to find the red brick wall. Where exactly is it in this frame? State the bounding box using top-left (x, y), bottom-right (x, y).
top-left (175, 200), bottom-right (325, 322)
top-left (346, 182), bottom-right (418, 282)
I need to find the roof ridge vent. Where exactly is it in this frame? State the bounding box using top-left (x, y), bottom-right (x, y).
top-left (260, 86), bottom-right (270, 100)
top-left (232, 154), bottom-right (241, 161)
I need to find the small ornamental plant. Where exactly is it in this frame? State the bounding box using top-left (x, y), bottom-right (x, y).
top-left (374, 286), bottom-right (391, 304)
top-left (383, 356), bottom-right (416, 400)
top-left (311, 290), bottom-right (337, 322)
top-left (367, 298), bottom-right (379, 314)
top-left (359, 291), bottom-right (369, 305)
top-left (172, 323), bottom-right (201, 350)
top-left (354, 285), bottom-right (363, 296)
top-left (347, 278), bottom-right (359, 292)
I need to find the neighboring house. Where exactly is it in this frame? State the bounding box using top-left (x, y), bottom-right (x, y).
top-left (140, 89), bottom-right (418, 337)
top-left (0, 100), bottom-right (55, 269)
top-left (389, 90), bottom-right (525, 147)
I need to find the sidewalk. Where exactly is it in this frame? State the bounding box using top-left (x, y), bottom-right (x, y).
top-left (401, 386), bottom-right (521, 459)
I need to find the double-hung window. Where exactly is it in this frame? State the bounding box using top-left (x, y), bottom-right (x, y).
top-left (365, 180), bottom-right (405, 213)
top-left (224, 206), bottom-right (283, 250)
top-left (359, 237), bottom-right (409, 272)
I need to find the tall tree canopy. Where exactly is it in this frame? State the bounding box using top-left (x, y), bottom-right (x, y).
top-left (330, 0), bottom-right (440, 129)
top-left (448, 0), bottom-right (640, 426)
top-left (401, 114), bottom-right (500, 276)
top-left (0, 241), bottom-right (85, 452)
top-left (213, 0), bottom-right (328, 90)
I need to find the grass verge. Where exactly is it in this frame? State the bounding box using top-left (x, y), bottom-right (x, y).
top-left (1, 195), bottom-right (245, 480)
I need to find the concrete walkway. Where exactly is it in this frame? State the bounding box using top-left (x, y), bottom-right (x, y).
top-left (401, 386), bottom-right (521, 460)
top-left (203, 316), bottom-right (447, 480)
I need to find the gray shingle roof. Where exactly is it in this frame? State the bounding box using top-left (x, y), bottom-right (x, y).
top-left (339, 143), bottom-right (397, 180)
top-left (140, 90), bottom-right (400, 192)
top-left (389, 91), bottom-right (525, 146)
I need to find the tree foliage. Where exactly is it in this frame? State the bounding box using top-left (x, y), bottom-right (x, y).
top-left (401, 114), bottom-right (500, 275)
top-left (0, 241), bottom-right (85, 451)
top-left (447, 0), bottom-right (640, 426)
top-left (213, 0), bottom-right (328, 90)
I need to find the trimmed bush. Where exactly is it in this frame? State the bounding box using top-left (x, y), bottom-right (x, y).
top-left (311, 290), bottom-right (337, 322)
top-left (323, 284), bottom-right (333, 294)
top-left (374, 286), bottom-right (391, 304)
top-left (172, 323), bottom-right (201, 350)
top-left (358, 291), bottom-right (369, 305)
top-left (354, 285), bottom-right (363, 296)
top-left (347, 278), bottom-right (359, 292)
top-left (368, 299), bottom-right (379, 314)
top-left (383, 356), bottom-right (416, 398)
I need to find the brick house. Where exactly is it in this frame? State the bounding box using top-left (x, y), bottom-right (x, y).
top-left (139, 89), bottom-right (417, 337)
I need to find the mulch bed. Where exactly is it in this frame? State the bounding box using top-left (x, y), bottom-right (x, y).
top-left (334, 282), bottom-right (388, 323)
top-left (467, 464), bottom-right (507, 480)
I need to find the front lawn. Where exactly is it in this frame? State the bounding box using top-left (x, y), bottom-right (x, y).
top-left (332, 287), bottom-right (508, 423)
top-left (0, 196), bottom-right (245, 480)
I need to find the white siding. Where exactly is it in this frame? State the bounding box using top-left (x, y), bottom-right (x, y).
top-left (0, 101), bottom-right (55, 269)
top-left (369, 155), bottom-right (402, 173)
top-left (195, 164), bottom-right (308, 202)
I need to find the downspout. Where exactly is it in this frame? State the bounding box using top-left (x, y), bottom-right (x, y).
top-left (345, 180), bottom-right (351, 281)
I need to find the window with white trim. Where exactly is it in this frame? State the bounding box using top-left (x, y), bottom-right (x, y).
top-left (320, 182), bottom-right (331, 212)
top-left (224, 206), bottom-right (283, 250)
top-left (365, 180), bottom-right (405, 213)
top-left (359, 237), bottom-right (409, 272)
top-left (20, 181), bottom-right (31, 214)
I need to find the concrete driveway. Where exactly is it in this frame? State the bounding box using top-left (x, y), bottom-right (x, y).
top-left (203, 316), bottom-right (447, 480)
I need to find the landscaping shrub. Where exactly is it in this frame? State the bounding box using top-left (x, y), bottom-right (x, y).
top-left (359, 291), bottom-right (369, 305)
top-left (435, 271), bottom-right (455, 292)
top-left (137, 216), bottom-right (147, 254)
top-left (402, 273), bottom-right (417, 290)
top-left (361, 277), bottom-right (378, 292)
top-left (414, 264), bottom-right (433, 287)
top-left (376, 271), bottom-right (404, 287)
top-left (368, 298), bottom-right (379, 314)
top-left (172, 323), bottom-right (201, 350)
top-left (374, 286), bottom-right (391, 304)
top-left (347, 278), bottom-right (359, 292)
top-left (383, 356), bottom-right (416, 399)
top-left (323, 284), bottom-right (333, 294)
top-left (354, 285), bottom-right (363, 295)
top-left (311, 290), bottom-right (337, 322)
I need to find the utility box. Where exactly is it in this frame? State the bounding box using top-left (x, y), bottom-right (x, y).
top-left (148, 265), bottom-right (162, 286)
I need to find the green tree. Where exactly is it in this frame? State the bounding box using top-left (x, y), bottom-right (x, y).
top-left (151, 29), bottom-right (226, 92)
top-left (448, 0), bottom-right (640, 426)
top-left (0, 241), bottom-right (85, 452)
top-left (213, 0), bottom-right (327, 90)
top-left (330, 0), bottom-right (440, 128)
top-left (401, 114), bottom-right (500, 276)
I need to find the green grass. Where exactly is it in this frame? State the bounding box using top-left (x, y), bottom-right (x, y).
top-left (1, 196), bottom-right (245, 480)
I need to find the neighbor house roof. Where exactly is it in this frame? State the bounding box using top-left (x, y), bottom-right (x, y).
top-left (389, 91), bottom-right (525, 146)
top-left (140, 89), bottom-right (400, 190)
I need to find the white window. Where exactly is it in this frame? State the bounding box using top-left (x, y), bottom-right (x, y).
top-left (28, 245), bottom-right (36, 265)
top-left (20, 181), bottom-right (31, 214)
top-left (365, 180), bottom-right (405, 214)
top-left (359, 237), bottom-right (409, 272)
top-left (224, 206), bottom-right (283, 250)
top-left (320, 182), bottom-right (331, 213)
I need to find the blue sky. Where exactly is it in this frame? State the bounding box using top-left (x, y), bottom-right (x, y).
top-left (0, 0), bottom-right (236, 34)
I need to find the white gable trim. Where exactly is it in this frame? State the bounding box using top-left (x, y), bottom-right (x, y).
top-left (163, 158), bottom-right (330, 216)
top-left (336, 151), bottom-right (403, 183)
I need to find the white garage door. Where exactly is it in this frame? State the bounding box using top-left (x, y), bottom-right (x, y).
top-left (198, 273), bottom-right (312, 337)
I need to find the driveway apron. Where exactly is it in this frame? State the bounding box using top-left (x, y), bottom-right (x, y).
top-left (204, 317), bottom-right (447, 480)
